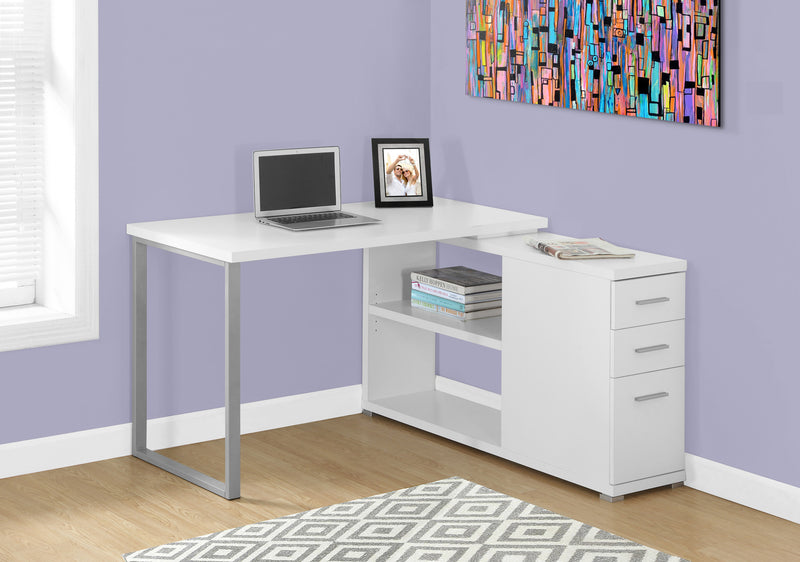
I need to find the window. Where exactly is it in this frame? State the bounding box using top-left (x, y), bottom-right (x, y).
top-left (0, 0), bottom-right (98, 352)
top-left (0, 0), bottom-right (43, 307)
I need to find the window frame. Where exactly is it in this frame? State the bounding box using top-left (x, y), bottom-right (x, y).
top-left (0, 0), bottom-right (98, 352)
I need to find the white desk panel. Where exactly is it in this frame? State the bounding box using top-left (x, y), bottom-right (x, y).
top-left (127, 198), bottom-right (549, 263)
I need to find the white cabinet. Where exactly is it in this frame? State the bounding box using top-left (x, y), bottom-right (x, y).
top-left (362, 232), bottom-right (687, 500)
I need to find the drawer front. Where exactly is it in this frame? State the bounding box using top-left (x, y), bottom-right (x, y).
top-left (611, 320), bottom-right (685, 378)
top-left (611, 273), bottom-right (685, 329)
top-left (611, 367), bottom-right (685, 485)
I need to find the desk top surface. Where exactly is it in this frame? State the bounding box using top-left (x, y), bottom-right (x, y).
top-left (127, 198), bottom-right (549, 263)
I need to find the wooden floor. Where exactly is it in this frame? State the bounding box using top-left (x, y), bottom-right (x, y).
top-left (1, 414), bottom-right (798, 561)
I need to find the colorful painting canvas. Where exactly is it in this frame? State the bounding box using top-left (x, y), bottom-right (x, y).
top-left (466, 0), bottom-right (720, 126)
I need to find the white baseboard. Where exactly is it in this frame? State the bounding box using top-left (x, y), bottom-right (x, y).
top-left (4, 384), bottom-right (798, 526)
top-left (685, 454), bottom-right (800, 524)
top-left (0, 385), bottom-right (362, 480)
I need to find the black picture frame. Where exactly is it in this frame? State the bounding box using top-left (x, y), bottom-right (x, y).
top-left (371, 138), bottom-right (433, 207)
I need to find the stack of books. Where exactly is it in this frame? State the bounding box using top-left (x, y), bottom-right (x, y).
top-left (409, 265), bottom-right (502, 320)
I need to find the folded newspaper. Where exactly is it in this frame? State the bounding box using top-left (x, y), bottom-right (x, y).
top-left (525, 237), bottom-right (635, 260)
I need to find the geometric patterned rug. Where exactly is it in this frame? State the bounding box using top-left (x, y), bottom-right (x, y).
top-left (123, 477), bottom-right (689, 561)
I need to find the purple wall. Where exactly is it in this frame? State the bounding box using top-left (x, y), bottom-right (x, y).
top-left (431, 1), bottom-right (800, 488)
top-left (2, 0), bottom-right (798, 493)
top-left (0, 1), bottom-right (430, 441)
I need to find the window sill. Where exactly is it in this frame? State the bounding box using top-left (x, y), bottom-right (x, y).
top-left (0, 304), bottom-right (98, 352)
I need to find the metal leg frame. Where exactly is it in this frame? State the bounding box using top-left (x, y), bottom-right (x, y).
top-left (131, 238), bottom-right (241, 500)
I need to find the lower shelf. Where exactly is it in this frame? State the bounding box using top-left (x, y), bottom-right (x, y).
top-left (365, 390), bottom-right (501, 451)
top-left (369, 301), bottom-right (502, 350)
top-left (364, 390), bottom-right (686, 499)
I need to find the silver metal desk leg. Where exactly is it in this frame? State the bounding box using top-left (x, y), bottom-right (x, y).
top-left (132, 239), bottom-right (148, 454)
top-left (131, 239), bottom-right (242, 500)
top-left (224, 262), bottom-right (241, 499)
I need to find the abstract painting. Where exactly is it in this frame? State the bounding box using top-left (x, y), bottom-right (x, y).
top-left (467, 0), bottom-right (720, 126)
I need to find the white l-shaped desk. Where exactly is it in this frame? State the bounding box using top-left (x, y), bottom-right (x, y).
top-left (128, 197), bottom-right (686, 501)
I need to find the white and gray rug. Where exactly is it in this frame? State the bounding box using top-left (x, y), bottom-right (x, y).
top-left (124, 477), bottom-right (689, 561)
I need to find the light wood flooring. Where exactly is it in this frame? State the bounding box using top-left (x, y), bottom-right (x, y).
top-left (1, 414), bottom-right (798, 561)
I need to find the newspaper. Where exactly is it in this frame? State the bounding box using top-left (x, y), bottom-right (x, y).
top-left (525, 237), bottom-right (635, 260)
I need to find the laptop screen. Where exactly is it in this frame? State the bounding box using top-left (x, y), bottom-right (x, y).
top-left (254, 147), bottom-right (340, 217)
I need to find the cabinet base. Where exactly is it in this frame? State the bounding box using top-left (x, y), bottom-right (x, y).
top-left (601, 481), bottom-right (684, 502)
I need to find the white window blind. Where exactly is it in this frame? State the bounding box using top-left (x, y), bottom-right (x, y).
top-left (0, 0), bottom-right (44, 307)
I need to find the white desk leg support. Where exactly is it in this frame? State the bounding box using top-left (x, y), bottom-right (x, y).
top-left (131, 238), bottom-right (242, 500)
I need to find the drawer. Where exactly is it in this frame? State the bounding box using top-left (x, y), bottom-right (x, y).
top-left (611, 272), bottom-right (685, 329)
top-left (611, 367), bottom-right (685, 485)
top-left (611, 320), bottom-right (684, 378)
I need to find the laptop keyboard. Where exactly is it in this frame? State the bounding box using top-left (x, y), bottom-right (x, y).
top-left (270, 211), bottom-right (354, 224)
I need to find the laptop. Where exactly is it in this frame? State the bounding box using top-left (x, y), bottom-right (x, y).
top-left (253, 146), bottom-right (380, 231)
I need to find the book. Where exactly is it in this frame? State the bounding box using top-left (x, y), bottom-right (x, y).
top-left (411, 298), bottom-right (501, 320)
top-left (410, 298), bottom-right (438, 313)
top-left (411, 281), bottom-right (502, 304)
top-left (411, 289), bottom-right (501, 312)
top-left (525, 237), bottom-right (635, 260)
top-left (410, 266), bottom-right (502, 295)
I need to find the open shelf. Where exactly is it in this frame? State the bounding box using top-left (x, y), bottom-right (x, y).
top-left (366, 390), bottom-right (501, 451)
top-left (369, 300), bottom-right (502, 350)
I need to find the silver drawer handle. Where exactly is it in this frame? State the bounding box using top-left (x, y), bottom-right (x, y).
top-left (635, 391), bottom-right (670, 402)
top-left (636, 297), bottom-right (670, 305)
top-left (634, 343), bottom-right (670, 354)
